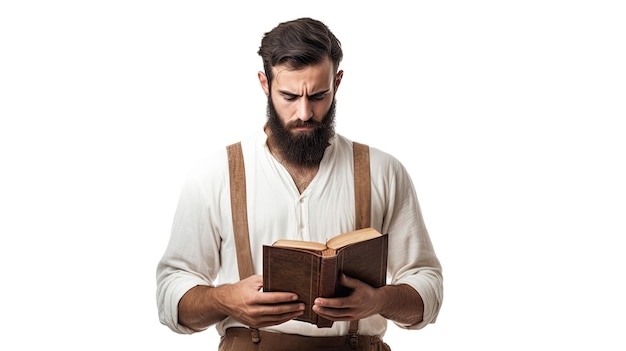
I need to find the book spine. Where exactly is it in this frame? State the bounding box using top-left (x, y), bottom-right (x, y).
top-left (262, 246), bottom-right (272, 291)
top-left (379, 234), bottom-right (389, 286)
top-left (319, 256), bottom-right (338, 297)
top-left (316, 256), bottom-right (338, 328)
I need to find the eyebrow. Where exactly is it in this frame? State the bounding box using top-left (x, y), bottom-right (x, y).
top-left (278, 89), bottom-right (331, 98)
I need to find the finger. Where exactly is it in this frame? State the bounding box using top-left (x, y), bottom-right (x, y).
top-left (312, 304), bottom-right (354, 320)
top-left (249, 309), bottom-right (306, 328)
top-left (313, 294), bottom-right (351, 309)
top-left (339, 273), bottom-right (364, 289)
top-left (258, 291), bottom-right (301, 304)
top-left (247, 303), bottom-right (305, 328)
top-left (267, 302), bottom-right (305, 316)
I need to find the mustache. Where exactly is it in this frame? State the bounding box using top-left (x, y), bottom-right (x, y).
top-left (288, 120), bottom-right (322, 128)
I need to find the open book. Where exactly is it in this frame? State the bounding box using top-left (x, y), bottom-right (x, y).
top-left (262, 227), bottom-right (388, 328)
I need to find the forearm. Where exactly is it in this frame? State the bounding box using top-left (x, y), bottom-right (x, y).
top-left (379, 284), bottom-right (424, 325)
top-left (178, 285), bottom-right (231, 331)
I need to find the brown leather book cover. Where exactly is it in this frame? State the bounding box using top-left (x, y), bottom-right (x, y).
top-left (262, 228), bottom-right (388, 328)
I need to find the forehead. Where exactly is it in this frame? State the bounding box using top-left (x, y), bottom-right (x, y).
top-left (271, 59), bottom-right (335, 92)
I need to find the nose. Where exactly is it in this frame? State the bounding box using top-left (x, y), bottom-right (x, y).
top-left (296, 98), bottom-right (314, 121)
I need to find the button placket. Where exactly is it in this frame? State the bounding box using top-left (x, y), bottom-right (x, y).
top-left (297, 195), bottom-right (310, 241)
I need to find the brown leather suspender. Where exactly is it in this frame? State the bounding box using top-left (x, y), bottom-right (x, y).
top-left (226, 142), bottom-right (255, 280)
top-left (352, 142), bottom-right (371, 231)
top-left (349, 141), bottom-right (371, 346)
top-left (226, 141), bottom-right (371, 342)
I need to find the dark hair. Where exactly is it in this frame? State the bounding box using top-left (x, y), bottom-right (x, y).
top-left (257, 17), bottom-right (343, 87)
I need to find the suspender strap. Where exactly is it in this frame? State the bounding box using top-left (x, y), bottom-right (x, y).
top-left (226, 142), bottom-right (255, 280)
top-left (227, 141), bottom-right (371, 346)
top-left (349, 141), bottom-right (371, 347)
top-left (352, 142), bottom-right (371, 230)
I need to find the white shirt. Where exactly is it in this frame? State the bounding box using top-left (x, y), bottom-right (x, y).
top-left (156, 128), bottom-right (443, 337)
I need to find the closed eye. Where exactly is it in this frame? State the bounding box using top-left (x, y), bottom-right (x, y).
top-left (279, 90), bottom-right (330, 102)
top-left (284, 95), bottom-right (298, 101)
top-left (308, 94), bottom-right (325, 101)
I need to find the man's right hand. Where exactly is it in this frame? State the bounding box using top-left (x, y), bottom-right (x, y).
top-left (178, 274), bottom-right (304, 330)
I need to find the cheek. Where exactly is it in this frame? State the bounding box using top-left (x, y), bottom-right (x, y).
top-left (271, 99), bottom-right (295, 122)
top-left (313, 102), bottom-right (332, 120)
top-left (273, 99), bottom-right (292, 116)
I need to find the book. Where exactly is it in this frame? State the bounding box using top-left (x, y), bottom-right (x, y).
top-left (262, 227), bottom-right (388, 328)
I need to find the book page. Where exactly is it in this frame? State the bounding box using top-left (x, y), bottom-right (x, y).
top-left (272, 239), bottom-right (327, 252)
top-left (326, 227), bottom-right (381, 250)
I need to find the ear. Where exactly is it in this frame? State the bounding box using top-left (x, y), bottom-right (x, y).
top-left (258, 71), bottom-right (270, 96)
top-left (334, 69), bottom-right (344, 93)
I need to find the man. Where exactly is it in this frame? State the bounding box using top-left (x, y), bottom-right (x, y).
top-left (156, 17), bottom-right (443, 350)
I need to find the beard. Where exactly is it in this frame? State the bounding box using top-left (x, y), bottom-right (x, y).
top-left (266, 95), bottom-right (336, 166)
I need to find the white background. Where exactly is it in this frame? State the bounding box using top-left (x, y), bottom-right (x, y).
top-left (1, 1), bottom-right (625, 350)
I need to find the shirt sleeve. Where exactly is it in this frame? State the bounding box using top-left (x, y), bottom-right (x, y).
top-left (155, 152), bottom-right (228, 334)
top-left (371, 149), bottom-right (444, 330)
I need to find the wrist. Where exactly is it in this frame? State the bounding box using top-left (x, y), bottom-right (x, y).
top-left (379, 284), bottom-right (424, 325)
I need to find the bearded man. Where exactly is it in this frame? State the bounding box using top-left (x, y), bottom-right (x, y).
top-left (156, 17), bottom-right (443, 351)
